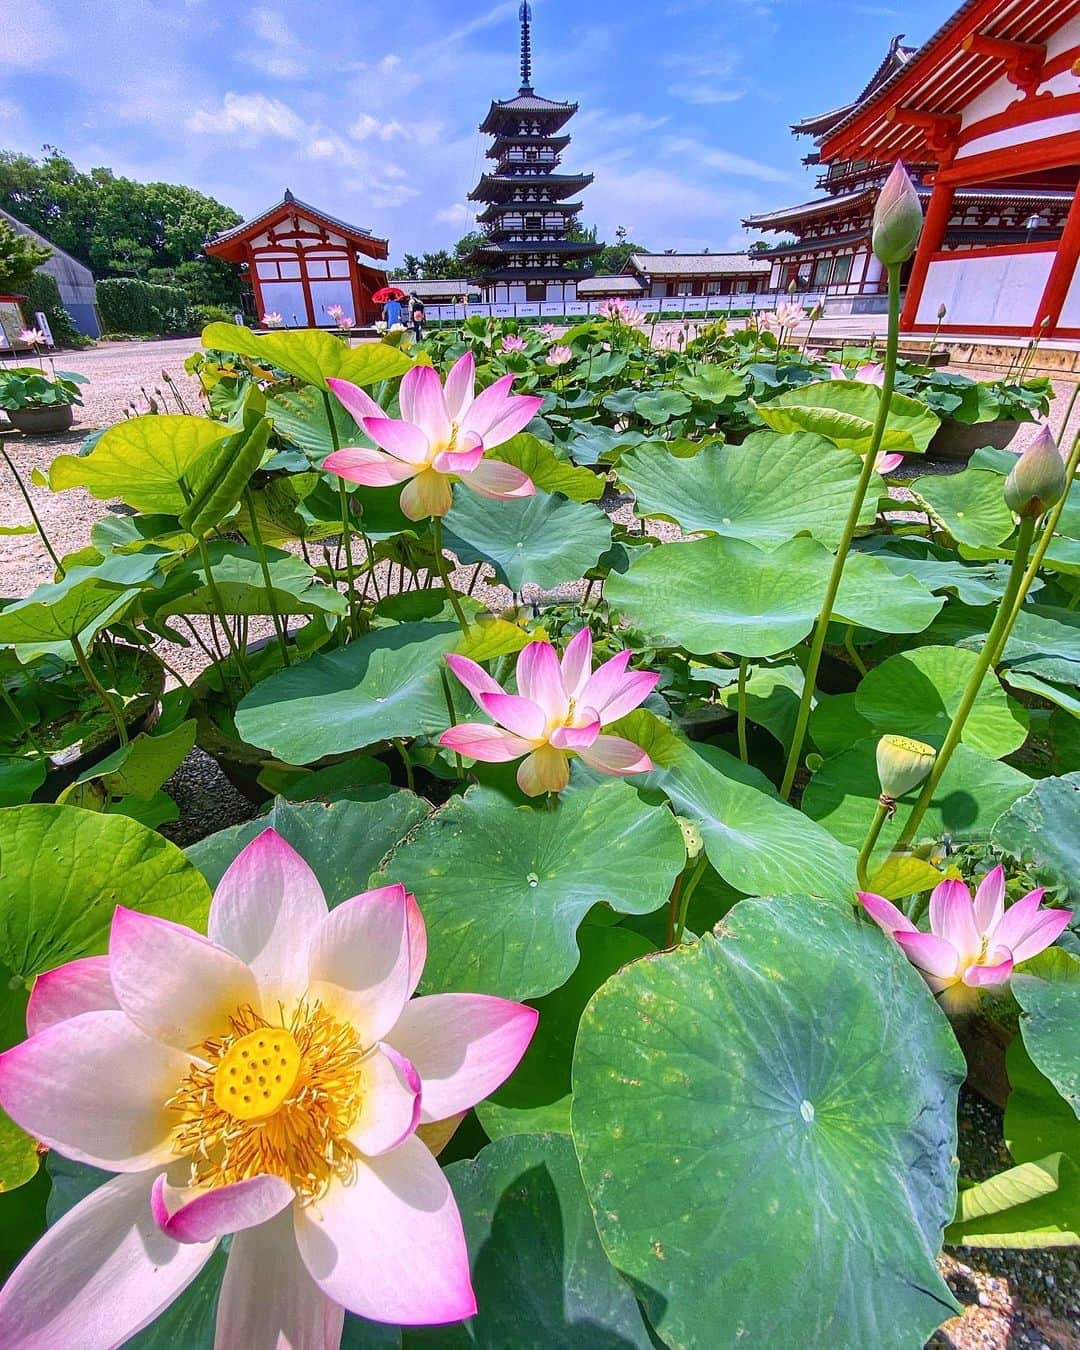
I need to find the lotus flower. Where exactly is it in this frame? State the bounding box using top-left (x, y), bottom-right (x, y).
top-left (859, 867), bottom-right (1071, 1013)
top-left (440, 631), bottom-right (658, 796)
top-left (0, 830), bottom-right (537, 1341)
top-left (599, 298), bottom-right (646, 327)
top-left (261, 311), bottom-right (284, 328)
top-left (872, 161), bottom-right (924, 265)
top-left (539, 323), bottom-right (558, 337)
top-left (17, 327), bottom-right (46, 346)
top-left (546, 344), bottom-right (573, 367)
top-left (326, 304), bottom-right (345, 319)
top-left (827, 363), bottom-right (903, 472)
top-left (324, 352), bottom-right (541, 520)
top-left (501, 335), bottom-right (527, 353)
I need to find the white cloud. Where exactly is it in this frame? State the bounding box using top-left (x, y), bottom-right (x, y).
top-left (348, 114), bottom-right (408, 143)
top-left (186, 92), bottom-right (307, 141)
top-left (436, 203), bottom-right (473, 225)
top-left (0, 0), bottom-right (63, 69)
top-left (662, 136), bottom-right (795, 184)
top-left (243, 6), bottom-right (310, 79)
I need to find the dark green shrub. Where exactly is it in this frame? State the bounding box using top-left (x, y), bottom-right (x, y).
top-left (24, 271), bottom-right (84, 346)
top-left (96, 278), bottom-right (190, 335)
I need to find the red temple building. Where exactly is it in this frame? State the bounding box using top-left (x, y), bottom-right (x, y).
top-left (744, 22), bottom-right (1074, 320)
top-left (205, 190), bottom-right (389, 328)
top-left (820, 0), bottom-right (1080, 339)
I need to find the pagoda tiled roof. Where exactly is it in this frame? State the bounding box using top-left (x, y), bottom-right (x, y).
top-left (479, 90), bottom-right (577, 134)
top-left (206, 189), bottom-right (386, 257)
top-left (755, 231), bottom-right (872, 258)
top-left (744, 187), bottom-right (878, 229)
top-left (793, 37), bottom-right (916, 136)
top-left (745, 182), bottom-right (1076, 232)
top-left (625, 252), bottom-right (771, 277)
top-left (468, 173), bottom-right (593, 203)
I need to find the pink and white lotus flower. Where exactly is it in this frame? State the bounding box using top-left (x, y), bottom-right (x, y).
top-left (324, 352), bottom-right (541, 520)
top-left (827, 362), bottom-right (903, 473)
top-left (859, 866), bottom-right (1071, 1013)
top-left (546, 344), bottom-right (573, 367)
top-left (500, 335), bottom-right (527, 353)
top-left (0, 829), bottom-right (537, 1344)
top-left (440, 630), bottom-right (658, 796)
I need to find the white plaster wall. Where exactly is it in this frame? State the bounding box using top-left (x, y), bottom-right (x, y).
top-left (1059, 262), bottom-right (1080, 329)
top-left (960, 113), bottom-right (1080, 160)
top-left (916, 249), bottom-right (1054, 327)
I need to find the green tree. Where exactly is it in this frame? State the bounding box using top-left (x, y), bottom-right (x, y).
top-left (0, 218), bottom-right (51, 293)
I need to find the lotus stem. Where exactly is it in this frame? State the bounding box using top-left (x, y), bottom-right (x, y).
top-left (736, 657), bottom-right (749, 764)
top-left (393, 738), bottom-right (415, 793)
top-left (195, 533), bottom-right (252, 692)
top-left (1, 679), bottom-right (46, 757)
top-left (323, 391), bottom-right (359, 640)
top-left (856, 801), bottom-right (889, 890)
top-left (243, 488), bottom-right (290, 667)
top-left (891, 512), bottom-right (1038, 854)
top-left (674, 854), bottom-right (709, 946)
top-left (1, 439), bottom-right (65, 577)
top-left (844, 624), bottom-right (868, 677)
top-left (431, 517), bottom-right (470, 635)
top-left (70, 634), bottom-right (128, 748)
top-left (1008, 424), bottom-right (1080, 636)
top-left (780, 262), bottom-right (902, 800)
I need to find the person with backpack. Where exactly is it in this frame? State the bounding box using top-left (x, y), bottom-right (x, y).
top-left (409, 293), bottom-right (425, 340)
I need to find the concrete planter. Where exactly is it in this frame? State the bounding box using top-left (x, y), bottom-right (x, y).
top-left (929, 417), bottom-right (1021, 460)
top-left (5, 403), bottom-right (75, 435)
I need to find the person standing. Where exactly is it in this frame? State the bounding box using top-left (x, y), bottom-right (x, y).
top-left (384, 294), bottom-right (403, 328)
top-left (409, 293), bottom-right (425, 341)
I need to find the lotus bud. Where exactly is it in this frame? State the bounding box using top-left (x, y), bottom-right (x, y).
top-left (787, 279), bottom-right (798, 295)
top-left (871, 162), bottom-right (923, 266)
top-left (1004, 425), bottom-right (1067, 518)
top-left (675, 816), bottom-right (704, 861)
top-left (937, 303), bottom-right (947, 321)
top-left (876, 735), bottom-right (936, 804)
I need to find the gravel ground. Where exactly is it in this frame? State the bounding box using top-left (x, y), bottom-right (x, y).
top-left (2, 337), bottom-right (1079, 1345)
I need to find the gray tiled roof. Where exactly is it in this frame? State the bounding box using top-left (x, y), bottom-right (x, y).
top-left (627, 253), bottom-right (771, 277)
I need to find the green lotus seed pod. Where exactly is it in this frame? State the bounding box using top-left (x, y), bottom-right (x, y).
top-left (871, 162), bottom-right (924, 266)
top-left (876, 735), bottom-right (936, 800)
top-left (1004, 426), bottom-right (1067, 519)
top-left (675, 816), bottom-right (704, 860)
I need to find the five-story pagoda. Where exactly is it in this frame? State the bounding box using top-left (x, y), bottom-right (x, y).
top-left (465, 2), bottom-right (601, 304)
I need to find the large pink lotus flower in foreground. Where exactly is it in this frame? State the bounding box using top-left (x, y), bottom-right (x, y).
top-left (860, 866), bottom-right (1070, 1014)
top-left (441, 630), bottom-right (658, 796)
top-left (0, 830), bottom-right (536, 1344)
top-left (324, 352), bottom-right (542, 520)
top-left (827, 361), bottom-right (903, 473)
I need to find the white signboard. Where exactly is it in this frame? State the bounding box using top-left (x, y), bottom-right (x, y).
top-left (466, 305), bottom-right (492, 319)
top-left (683, 298), bottom-right (708, 312)
top-left (515, 303), bottom-right (540, 317)
top-left (564, 302), bottom-right (589, 316)
top-left (491, 304), bottom-right (516, 318)
top-left (34, 311), bottom-right (55, 345)
top-left (540, 302), bottom-right (565, 316)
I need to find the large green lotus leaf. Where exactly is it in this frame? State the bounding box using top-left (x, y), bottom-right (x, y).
top-left (854, 646), bottom-right (1028, 758)
top-left (48, 415), bottom-right (233, 513)
top-left (716, 660), bottom-right (804, 751)
top-left (618, 433), bottom-right (879, 549)
top-left (1012, 948), bottom-right (1080, 1121)
top-left (59, 721), bottom-right (197, 810)
top-left (802, 738), bottom-right (1032, 852)
top-left (911, 470), bottom-right (1015, 548)
top-left (810, 692), bottom-right (873, 757)
top-left (633, 389), bottom-right (692, 424)
top-left (1005, 1039), bottom-right (1080, 1166)
top-left (489, 433), bottom-right (604, 502)
top-left (618, 709), bottom-right (858, 897)
top-left (442, 490), bottom-right (612, 593)
top-left (0, 757), bottom-right (46, 807)
top-left (0, 805), bottom-right (211, 974)
top-left (832, 551), bottom-right (944, 635)
top-left (188, 795), bottom-right (430, 907)
top-left (0, 551), bottom-right (164, 647)
top-left (414, 1134), bottom-right (653, 1349)
top-left (864, 543), bottom-right (1021, 606)
top-left (267, 385), bottom-right (360, 461)
top-left (476, 925), bottom-right (654, 1141)
top-left (571, 896), bottom-right (963, 1349)
top-left (991, 772), bottom-right (1080, 904)
top-left (178, 416), bottom-right (271, 537)
top-left (202, 322), bottom-right (414, 391)
top-left (150, 542), bottom-right (346, 618)
top-left (753, 379), bottom-right (939, 453)
top-left (606, 536), bottom-right (826, 658)
top-left (678, 363), bottom-right (745, 402)
top-left (234, 623), bottom-right (460, 762)
top-left (944, 1154), bottom-right (1080, 1249)
top-left (371, 781), bottom-right (685, 1001)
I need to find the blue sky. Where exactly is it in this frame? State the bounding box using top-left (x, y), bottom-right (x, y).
top-left (0, 0), bottom-right (955, 266)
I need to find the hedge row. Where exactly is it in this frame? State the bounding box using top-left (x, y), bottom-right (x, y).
top-left (96, 278), bottom-right (191, 335)
top-left (23, 271), bottom-right (82, 346)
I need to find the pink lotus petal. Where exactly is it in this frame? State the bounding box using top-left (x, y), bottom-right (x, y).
top-left (308, 885), bottom-right (412, 1047)
top-left (560, 627), bottom-right (593, 701)
top-left (324, 446), bottom-right (418, 487)
top-left (577, 650), bottom-right (632, 721)
top-left (876, 452), bottom-right (905, 474)
top-left (858, 362), bottom-right (886, 386)
top-left (432, 444), bottom-right (484, 476)
top-left (1010, 907), bottom-right (1072, 964)
top-left (972, 865), bottom-right (1006, 934)
top-left (480, 395), bottom-right (545, 449)
top-left (516, 746), bottom-right (571, 796)
top-left (217, 1210), bottom-right (344, 1350)
top-left (858, 892), bottom-right (918, 936)
top-left (550, 716), bottom-right (601, 751)
top-left (443, 352), bottom-right (476, 423)
top-left (293, 1136), bottom-right (476, 1326)
top-left (460, 458), bottom-right (535, 500)
top-left (991, 887), bottom-right (1049, 953)
top-left (151, 1174), bottom-right (294, 1244)
top-left (827, 363), bottom-right (846, 381)
top-left (327, 377), bottom-right (384, 428)
top-left (0, 1171), bottom-right (216, 1349)
top-left (26, 955), bottom-right (117, 1036)
top-left (458, 373), bottom-right (516, 439)
top-left (361, 417), bottom-right (431, 466)
top-left (108, 907), bottom-right (259, 1051)
top-left (347, 1045), bottom-right (421, 1156)
top-left (400, 365), bottom-right (450, 444)
top-left (478, 691), bottom-right (547, 740)
top-left (208, 828), bottom-right (329, 1006)
top-left (893, 930), bottom-right (960, 979)
top-left (389, 992), bottom-right (538, 1123)
top-left (439, 723), bottom-right (534, 762)
top-left (400, 469), bottom-right (453, 520)
top-left (516, 641), bottom-right (569, 724)
top-left (961, 955), bottom-right (1014, 988)
top-left (591, 669), bottom-right (659, 725)
top-left (928, 879), bottom-right (980, 960)
top-left (0, 1010), bottom-right (189, 1171)
top-left (577, 734), bottom-right (652, 777)
top-left (406, 892), bottom-right (427, 999)
top-left (445, 653), bottom-right (504, 705)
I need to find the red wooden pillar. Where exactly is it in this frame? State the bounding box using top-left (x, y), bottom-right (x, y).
top-left (296, 244), bottom-right (315, 327)
top-left (1033, 179), bottom-right (1080, 337)
top-left (245, 244), bottom-right (265, 321)
top-left (900, 180), bottom-right (955, 330)
top-left (347, 250), bottom-right (363, 324)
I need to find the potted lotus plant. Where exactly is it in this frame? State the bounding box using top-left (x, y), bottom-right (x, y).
top-left (0, 362), bottom-right (87, 435)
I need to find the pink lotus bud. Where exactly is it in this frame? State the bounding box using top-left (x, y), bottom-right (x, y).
top-left (1004, 425), bottom-right (1067, 518)
top-left (871, 162), bottom-right (923, 266)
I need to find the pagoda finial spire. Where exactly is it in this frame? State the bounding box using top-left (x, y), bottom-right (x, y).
top-left (519, 1), bottom-right (533, 91)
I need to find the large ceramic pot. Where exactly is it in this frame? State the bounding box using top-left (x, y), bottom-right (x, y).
top-left (5, 404), bottom-right (75, 435)
top-left (929, 417), bottom-right (1021, 461)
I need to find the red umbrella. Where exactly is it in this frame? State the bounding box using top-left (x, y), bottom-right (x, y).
top-left (372, 286), bottom-right (407, 303)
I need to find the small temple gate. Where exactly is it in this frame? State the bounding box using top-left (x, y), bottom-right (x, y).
top-left (464, 2), bottom-right (601, 303)
top-left (205, 191), bottom-right (389, 327)
top-left (819, 0), bottom-right (1080, 339)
